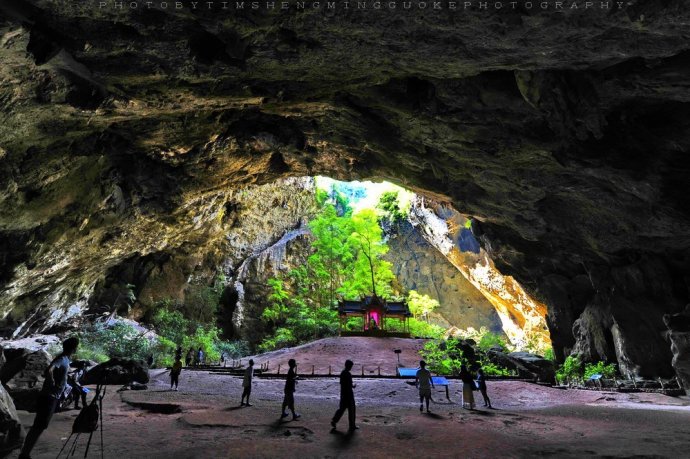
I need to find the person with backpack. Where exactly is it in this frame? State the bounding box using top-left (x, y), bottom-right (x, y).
top-left (240, 359), bottom-right (254, 406)
top-left (280, 359), bottom-right (300, 420)
top-left (19, 337), bottom-right (79, 459)
top-left (415, 360), bottom-right (435, 413)
top-left (170, 356), bottom-right (183, 391)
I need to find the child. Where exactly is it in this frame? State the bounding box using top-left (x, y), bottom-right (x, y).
top-left (171, 356), bottom-right (182, 391)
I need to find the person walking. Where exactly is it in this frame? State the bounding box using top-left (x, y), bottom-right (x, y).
top-left (196, 347), bottom-right (204, 367)
top-left (185, 347), bottom-right (194, 367)
top-left (331, 359), bottom-right (358, 433)
top-left (476, 368), bottom-right (492, 408)
top-left (459, 365), bottom-right (475, 410)
top-left (281, 359), bottom-right (300, 420)
top-left (241, 359), bottom-right (254, 406)
top-left (19, 337), bottom-right (79, 459)
top-left (170, 356), bottom-right (182, 391)
top-left (415, 360), bottom-right (435, 413)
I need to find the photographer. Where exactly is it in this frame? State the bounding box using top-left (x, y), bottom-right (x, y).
top-left (19, 337), bottom-right (79, 459)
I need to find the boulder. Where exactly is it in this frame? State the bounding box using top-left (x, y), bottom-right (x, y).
top-left (1, 348), bottom-right (52, 411)
top-left (0, 349), bottom-right (24, 456)
top-left (663, 304), bottom-right (690, 395)
top-left (82, 358), bottom-right (149, 385)
top-left (486, 350), bottom-right (556, 383)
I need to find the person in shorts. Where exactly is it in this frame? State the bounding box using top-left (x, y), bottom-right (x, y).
top-left (280, 359), bottom-right (299, 420)
top-left (415, 360), bottom-right (435, 413)
top-left (19, 337), bottom-right (79, 459)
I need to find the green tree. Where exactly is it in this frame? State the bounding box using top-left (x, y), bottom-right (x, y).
top-left (407, 290), bottom-right (439, 322)
top-left (345, 209), bottom-right (396, 297)
top-left (377, 191), bottom-right (406, 225)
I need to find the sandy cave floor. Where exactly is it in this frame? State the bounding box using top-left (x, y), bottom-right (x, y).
top-left (9, 337), bottom-right (690, 458)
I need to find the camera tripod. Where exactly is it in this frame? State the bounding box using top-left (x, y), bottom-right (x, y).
top-left (56, 384), bottom-right (106, 459)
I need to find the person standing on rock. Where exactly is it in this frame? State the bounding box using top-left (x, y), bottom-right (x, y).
top-left (459, 365), bottom-right (475, 410)
top-left (415, 360), bottom-right (435, 413)
top-left (281, 359), bottom-right (300, 420)
top-left (19, 337), bottom-right (79, 459)
top-left (331, 359), bottom-right (358, 433)
top-left (476, 368), bottom-right (491, 408)
top-left (241, 359), bottom-right (254, 406)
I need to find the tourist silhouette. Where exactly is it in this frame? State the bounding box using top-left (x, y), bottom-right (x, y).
top-left (185, 347), bottom-right (194, 367)
top-left (459, 365), bottom-right (476, 409)
top-left (331, 359), bottom-right (358, 432)
top-left (241, 359), bottom-right (254, 406)
top-left (170, 356), bottom-right (182, 391)
top-left (19, 337), bottom-right (79, 459)
top-left (281, 359), bottom-right (300, 420)
top-left (415, 360), bottom-right (435, 413)
top-left (476, 368), bottom-right (491, 408)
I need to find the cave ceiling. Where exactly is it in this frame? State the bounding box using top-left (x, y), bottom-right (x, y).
top-left (0, 0), bottom-right (689, 360)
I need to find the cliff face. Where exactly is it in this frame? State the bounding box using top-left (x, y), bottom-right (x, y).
top-left (1, 2), bottom-right (689, 384)
top-left (408, 198), bottom-right (551, 351)
top-left (384, 220), bottom-right (503, 333)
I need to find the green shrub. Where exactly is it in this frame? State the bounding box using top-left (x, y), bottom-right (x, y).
top-left (420, 339), bottom-right (466, 375)
top-left (556, 356), bottom-right (583, 383)
top-left (543, 348), bottom-right (555, 361)
top-left (383, 318), bottom-right (443, 338)
top-left (479, 361), bottom-right (512, 376)
top-left (584, 361), bottom-right (617, 379)
top-left (215, 340), bottom-right (250, 359)
top-left (258, 328), bottom-right (296, 353)
top-left (152, 309), bottom-right (189, 347)
top-left (182, 326), bottom-right (222, 363)
top-left (75, 322), bottom-right (152, 363)
top-left (477, 332), bottom-right (509, 352)
top-left (155, 337), bottom-right (177, 368)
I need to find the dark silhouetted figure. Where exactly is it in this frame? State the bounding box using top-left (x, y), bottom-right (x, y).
top-left (331, 359), bottom-right (358, 432)
top-left (241, 359), bottom-right (254, 406)
top-left (415, 360), bottom-right (435, 413)
top-left (175, 346), bottom-right (183, 361)
top-left (185, 347), bottom-right (194, 367)
top-left (68, 361), bottom-right (89, 410)
top-left (170, 356), bottom-right (182, 391)
top-left (196, 348), bottom-right (204, 366)
top-left (281, 359), bottom-right (300, 420)
top-left (19, 337), bottom-right (79, 459)
top-left (459, 365), bottom-right (475, 410)
top-left (476, 368), bottom-right (491, 408)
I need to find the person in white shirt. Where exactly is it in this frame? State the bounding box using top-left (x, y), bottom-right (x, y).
top-left (241, 359), bottom-right (254, 406)
top-left (415, 360), bottom-right (435, 413)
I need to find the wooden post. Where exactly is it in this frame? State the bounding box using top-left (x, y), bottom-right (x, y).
top-left (312, 365), bottom-right (315, 375)
top-left (361, 365), bottom-right (364, 376)
top-left (278, 364), bottom-right (281, 375)
top-left (378, 366), bottom-right (381, 376)
top-left (328, 365), bottom-right (331, 375)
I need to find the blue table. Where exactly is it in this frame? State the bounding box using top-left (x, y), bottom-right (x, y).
top-left (397, 368), bottom-right (451, 400)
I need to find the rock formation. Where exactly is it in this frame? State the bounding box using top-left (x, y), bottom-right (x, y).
top-left (0, 1), bottom-right (688, 382)
top-left (385, 220), bottom-right (503, 332)
top-left (664, 305), bottom-right (690, 394)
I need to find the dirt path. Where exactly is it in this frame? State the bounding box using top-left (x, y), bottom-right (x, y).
top-left (12, 367), bottom-right (690, 459)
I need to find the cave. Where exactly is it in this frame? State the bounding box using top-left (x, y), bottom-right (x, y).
top-left (1, 1), bottom-right (689, 457)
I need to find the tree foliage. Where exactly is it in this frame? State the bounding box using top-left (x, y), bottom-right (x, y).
top-left (407, 290), bottom-right (439, 322)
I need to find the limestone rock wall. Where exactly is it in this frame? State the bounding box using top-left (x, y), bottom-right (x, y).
top-left (384, 220), bottom-right (503, 333)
